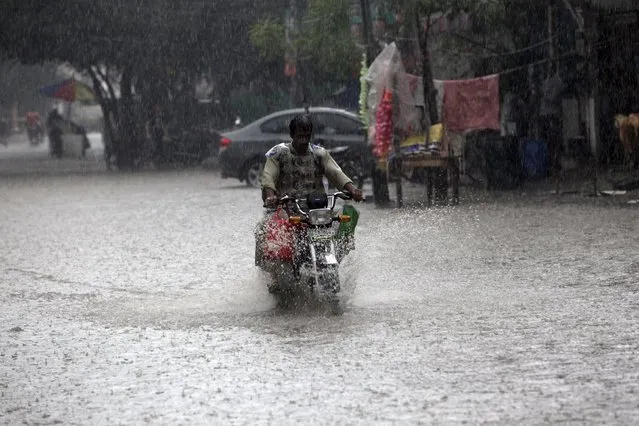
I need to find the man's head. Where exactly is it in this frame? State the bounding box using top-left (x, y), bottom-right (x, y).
top-left (289, 115), bottom-right (313, 154)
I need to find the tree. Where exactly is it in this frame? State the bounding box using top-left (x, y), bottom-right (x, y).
top-left (298, 0), bottom-right (361, 80)
top-left (0, 0), bottom-right (289, 169)
top-left (250, 0), bottom-right (362, 107)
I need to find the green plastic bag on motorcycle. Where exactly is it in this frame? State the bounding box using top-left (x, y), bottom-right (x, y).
top-left (336, 204), bottom-right (359, 239)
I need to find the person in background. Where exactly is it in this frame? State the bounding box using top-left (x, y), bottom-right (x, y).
top-left (46, 109), bottom-right (64, 158)
top-left (0, 115), bottom-right (10, 147)
top-left (26, 112), bottom-right (44, 145)
top-left (145, 104), bottom-right (168, 166)
top-left (539, 61), bottom-right (565, 178)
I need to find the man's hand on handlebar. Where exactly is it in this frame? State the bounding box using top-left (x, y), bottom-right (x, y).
top-left (262, 188), bottom-right (278, 208)
top-left (264, 195), bottom-right (278, 208)
top-left (344, 183), bottom-right (364, 202)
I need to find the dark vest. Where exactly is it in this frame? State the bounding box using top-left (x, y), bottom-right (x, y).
top-left (274, 143), bottom-right (325, 198)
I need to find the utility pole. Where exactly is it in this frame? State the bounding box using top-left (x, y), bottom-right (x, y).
top-left (361, 0), bottom-right (390, 206)
top-left (285, 0), bottom-right (299, 107)
top-left (561, 0), bottom-right (599, 195)
top-left (360, 0), bottom-right (375, 66)
top-left (419, 21), bottom-right (439, 127)
top-left (547, 0), bottom-right (555, 74)
top-left (583, 5), bottom-right (599, 196)
top-left (415, 3), bottom-right (448, 205)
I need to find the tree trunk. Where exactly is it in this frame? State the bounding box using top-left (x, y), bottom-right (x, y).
top-left (88, 66), bottom-right (117, 169)
top-left (118, 67), bottom-right (137, 171)
top-left (361, 0), bottom-right (390, 206)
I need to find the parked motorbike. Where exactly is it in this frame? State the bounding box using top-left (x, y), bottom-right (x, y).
top-left (139, 129), bottom-right (211, 168)
top-left (27, 123), bottom-right (44, 146)
top-left (327, 145), bottom-right (370, 190)
top-left (257, 191), bottom-right (357, 313)
top-left (162, 129), bottom-right (210, 166)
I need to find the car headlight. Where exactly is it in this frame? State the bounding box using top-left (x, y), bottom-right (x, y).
top-left (307, 209), bottom-right (333, 226)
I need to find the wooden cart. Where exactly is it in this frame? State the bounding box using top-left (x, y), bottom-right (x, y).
top-left (381, 152), bottom-right (461, 208)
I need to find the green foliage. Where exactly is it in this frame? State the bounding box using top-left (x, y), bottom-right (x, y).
top-left (298, 0), bottom-right (361, 79)
top-left (250, 0), bottom-right (361, 81)
top-left (229, 89), bottom-right (289, 124)
top-left (415, 0), bottom-right (504, 14)
top-left (250, 18), bottom-right (286, 62)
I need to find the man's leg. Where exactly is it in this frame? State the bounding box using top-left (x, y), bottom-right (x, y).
top-left (53, 134), bottom-right (63, 158)
top-left (254, 216), bottom-right (268, 268)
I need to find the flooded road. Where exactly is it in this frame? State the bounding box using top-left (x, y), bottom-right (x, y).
top-left (1, 140), bottom-right (639, 424)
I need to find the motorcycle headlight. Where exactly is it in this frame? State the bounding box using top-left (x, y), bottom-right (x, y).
top-left (307, 209), bottom-right (333, 226)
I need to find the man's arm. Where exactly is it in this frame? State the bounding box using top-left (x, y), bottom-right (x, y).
top-left (261, 156), bottom-right (279, 203)
top-left (321, 152), bottom-right (364, 201)
top-left (321, 152), bottom-right (352, 190)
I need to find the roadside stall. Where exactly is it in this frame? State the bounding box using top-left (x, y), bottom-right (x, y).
top-left (363, 43), bottom-right (461, 207)
top-left (364, 43), bottom-right (502, 207)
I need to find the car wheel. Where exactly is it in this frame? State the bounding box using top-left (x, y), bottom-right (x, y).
top-left (245, 158), bottom-right (264, 188)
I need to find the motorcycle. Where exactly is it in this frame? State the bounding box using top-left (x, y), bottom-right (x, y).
top-left (257, 191), bottom-right (357, 313)
top-left (162, 129), bottom-right (211, 166)
top-left (138, 128), bottom-right (211, 169)
top-left (27, 122), bottom-right (44, 146)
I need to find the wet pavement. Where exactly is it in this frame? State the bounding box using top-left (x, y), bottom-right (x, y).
top-left (1, 135), bottom-right (639, 424)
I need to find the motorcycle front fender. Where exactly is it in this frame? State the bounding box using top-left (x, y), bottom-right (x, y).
top-left (308, 239), bottom-right (339, 268)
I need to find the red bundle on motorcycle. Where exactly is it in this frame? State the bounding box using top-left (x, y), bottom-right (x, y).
top-left (26, 112), bottom-right (41, 126)
top-left (262, 210), bottom-right (295, 261)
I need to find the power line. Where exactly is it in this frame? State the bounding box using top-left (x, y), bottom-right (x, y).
top-left (437, 36), bottom-right (631, 79)
top-left (478, 35), bottom-right (560, 59)
top-left (394, 33), bottom-right (561, 59)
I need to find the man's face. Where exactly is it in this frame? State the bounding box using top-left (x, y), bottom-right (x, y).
top-left (291, 128), bottom-right (312, 153)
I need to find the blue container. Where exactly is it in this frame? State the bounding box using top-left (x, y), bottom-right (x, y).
top-left (521, 139), bottom-right (548, 180)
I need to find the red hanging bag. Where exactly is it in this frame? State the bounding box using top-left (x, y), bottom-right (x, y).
top-left (262, 209), bottom-right (296, 261)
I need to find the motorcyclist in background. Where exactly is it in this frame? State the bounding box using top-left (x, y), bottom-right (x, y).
top-left (26, 112), bottom-right (44, 145)
top-left (255, 115), bottom-right (363, 269)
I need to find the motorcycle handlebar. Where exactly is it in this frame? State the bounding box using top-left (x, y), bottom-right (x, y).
top-left (335, 191), bottom-right (353, 200)
top-left (263, 191), bottom-right (352, 209)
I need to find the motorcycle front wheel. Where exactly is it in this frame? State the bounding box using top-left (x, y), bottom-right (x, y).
top-left (317, 268), bottom-right (342, 315)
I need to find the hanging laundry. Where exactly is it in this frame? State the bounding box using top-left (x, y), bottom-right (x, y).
top-left (443, 74), bottom-right (500, 133)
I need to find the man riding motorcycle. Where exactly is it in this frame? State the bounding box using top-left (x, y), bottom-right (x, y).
top-left (255, 115), bottom-right (364, 291)
top-left (261, 115), bottom-right (364, 206)
top-left (26, 112), bottom-right (44, 145)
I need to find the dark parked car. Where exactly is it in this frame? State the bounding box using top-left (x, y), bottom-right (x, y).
top-left (218, 107), bottom-right (371, 188)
